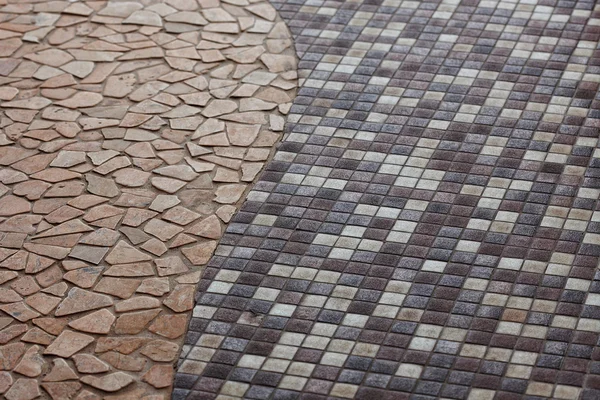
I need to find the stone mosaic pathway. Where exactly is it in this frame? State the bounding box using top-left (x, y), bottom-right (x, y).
top-left (0, 0), bottom-right (297, 399)
top-left (175, 0), bottom-right (600, 399)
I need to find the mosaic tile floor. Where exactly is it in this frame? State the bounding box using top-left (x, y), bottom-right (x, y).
top-left (175, 0), bottom-right (600, 399)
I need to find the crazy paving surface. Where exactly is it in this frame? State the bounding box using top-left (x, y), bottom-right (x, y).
top-left (0, 0), bottom-right (297, 399)
top-left (175, 0), bottom-right (600, 399)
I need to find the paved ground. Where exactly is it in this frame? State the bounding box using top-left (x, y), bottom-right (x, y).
top-left (0, 0), bottom-right (297, 399)
top-left (175, 0), bottom-right (600, 399)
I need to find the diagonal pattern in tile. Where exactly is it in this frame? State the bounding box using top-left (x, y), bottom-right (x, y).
top-left (0, 0), bottom-right (298, 399)
top-left (176, 0), bottom-right (600, 399)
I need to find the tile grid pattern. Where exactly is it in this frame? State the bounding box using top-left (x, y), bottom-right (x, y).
top-left (176, 0), bottom-right (600, 399)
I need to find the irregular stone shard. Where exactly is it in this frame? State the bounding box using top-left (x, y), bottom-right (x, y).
top-left (142, 364), bottom-right (174, 388)
top-left (186, 215), bottom-right (222, 239)
top-left (55, 288), bottom-right (113, 317)
top-left (163, 284), bottom-right (195, 312)
top-left (80, 372), bottom-right (134, 392)
top-left (41, 382), bottom-right (81, 400)
top-left (45, 330), bottom-right (94, 357)
top-left (182, 241), bottom-right (217, 265)
top-left (55, 92), bottom-right (103, 109)
top-left (215, 184), bottom-right (246, 204)
top-left (5, 378), bottom-right (41, 400)
top-left (0, 343), bottom-right (26, 370)
top-left (155, 256), bottom-right (188, 277)
top-left (115, 296), bottom-right (160, 313)
top-left (0, 196), bottom-right (31, 216)
top-left (98, 2), bottom-right (143, 17)
top-left (137, 278), bottom-right (170, 296)
top-left (114, 309), bottom-right (161, 334)
top-left (124, 10), bottom-right (163, 27)
top-left (72, 354), bottom-right (110, 374)
top-left (105, 241), bottom-right (152, 264)
top-left (100, 351), bottom-right (146, 372)
top-left (0, 371), bottom-right (13, 393)
top-left (42, 358), bottom-right (78, 382)
top-left (13, 345), bottom-right (44, 377)
top-left (85, 174), bottom-right (120, 198)
top-left (148, 314), bottom-right (188, 339)
top-left (3, 97), bottom-right (51, 110)
top-left (68, 309), bottom-right (116, 334)
top-left (140, 340), bottom-right (179, 362)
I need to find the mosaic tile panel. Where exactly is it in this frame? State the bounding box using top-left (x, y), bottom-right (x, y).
top-left (176, 0), bottom-right (600, 399)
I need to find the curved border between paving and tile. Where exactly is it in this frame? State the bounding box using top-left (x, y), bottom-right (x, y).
top-left (175, 0), bottom-right (600, 399)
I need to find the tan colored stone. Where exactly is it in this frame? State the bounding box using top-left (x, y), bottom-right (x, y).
top-left (170, 233), bottom-right (197, 249)
top-left (115, 296), bottom-right (161, 313)
top-left (45, 330), bottom-right (94, 357)
top-left (142, 365), bottom-right (174, 389)
top-left (105, 241), bottom-right (151, 265)
top-left (32, 318), bottom-right (67, 336)
top-left (68, 309), bottom-right (115, 334)
top-left (246, 3), bottom-right (277, 20)
top-left (202, 99), bottom-right (237, 117)
top-left (141, 238), bottom-right (168, 256)
top-left (98, 2), bottom-right (143, 17)
top-left (42, 358), bottom-right (78, 382)
top-left (124, 11), bottom-right (163, 27)
top-left (5, 378), bottom-right (40, 400)
top-left (68, 245), bottom-right (110, 265)
top-left (23, 243), bottom-right (68, 260)
top-left (0, 343), bottom-right (26, 370)
top-left (100, 352), bottom-right (146, 372)
top-left (164, 284), bottom-right (195, 312)
top-left (114, 309), bottom-right (161, 334)
top-left (79, 228), bottom-right (120, 247)
top-left (22, 271), bottom-right (52, 296)
top-left (94, 277), bottom-right (141, 299)
top-left (0, 287), bottom-right (23, 303)
top-left (21, 327), bottom-right (55, 346)
top-left (226, 122), bottom-right (260, 146)
top-left (114, 169), bottom-right (151, 187)
top-left (214, 184), bottom-right (246, 204)
top-left (182, 241), bottom-right (217, 265)
top-left (72, 354), bottom-right (110, 374)
top-left (140, 340), bottom-right (179, 362)
top-left (14, 345), bottom-right (44, 378)
top-left (0, 87), bottom-right (18, 101)
top-left (104, 262), bottom-right (154, 277)
top-left (148, 314), bottom-right (188, 339)
top-left (49, 151), bottom-right (86, 168)
top-left (0, 371), bottom-right (13, 394)
top-left (85, 174), bottom-right (120, 198)
top-left (55, 288), bottom-right (113, 317)
top-left (55, 92), bottom-right (103, 109)
top-left (41, 382), bottom-right (81, 400)
top-left (186, 215), bottom-right (222, 239)
top-left (0, 302), bottom-right (40, 322)
top-left (0, 195), bottom-right (31, 216)
top-left (104, 74), bottom-right (137, 98)
top-left (151, 177), bottom-right (186, 194)
top-left (25, 293), bottom-right (61, 315)
top-left (0, 324), bottom-right (27, 344)
top-left (137, 278), bottom-right (170, 296)
top-left (80, 372), bottom-right (134, 392)
top-left (74, 390), bottom-right (100, 400)
top-left (155, 256), bottom-right (188, 277)
top-left (260, 53), bottom-right (296, 73)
